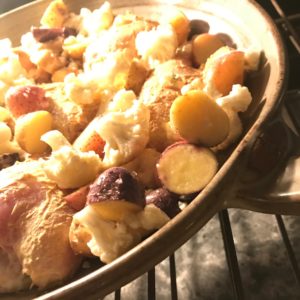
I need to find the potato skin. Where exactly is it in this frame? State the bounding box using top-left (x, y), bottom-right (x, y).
top-left (0, 153), bottom-right (20, 171)
top-left (170, 90), bottom-right (229, 147)
top-left (157, 142), bottom-right (218, 194)
top-left (146, 188), bottom-right (181, 218)
top-left (192, 34), bottom-right (224, 66)
top-left (87, 167), bottom-right (145, 208)
top-left (5, 86), bottom-right (49, 118)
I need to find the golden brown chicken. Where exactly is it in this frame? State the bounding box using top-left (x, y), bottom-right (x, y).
top-left (0, 160), bottom-right (82, 292)
top-left (139, 59), bottom-right (202, 151)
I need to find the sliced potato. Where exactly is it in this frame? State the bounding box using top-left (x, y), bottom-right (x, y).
top-left (192, 34), bottom-right (224, 65)
top-left (164, 9), bottom-right (190, 45)
top-left (91, 201), bottom-right (142, 222)
top-left (170, 90), bottom-right (229, 147)
top-left (204, 47), bottom-right (244, 96)
top-left (157, 142), bottom-right (218, 194)
top-left (15, 111), bottom-right (53, 154)
top-left (87, 167), bottom-right (145, 221)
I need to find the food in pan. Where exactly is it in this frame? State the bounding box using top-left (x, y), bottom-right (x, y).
top-left (0, 0), bottom-right (260, 292)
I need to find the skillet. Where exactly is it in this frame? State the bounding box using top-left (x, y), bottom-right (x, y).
top-left (0, 0), bottom-right (295, 299)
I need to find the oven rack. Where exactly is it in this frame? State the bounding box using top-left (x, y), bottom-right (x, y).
top-left (105, 1), bottom-right (300, 299)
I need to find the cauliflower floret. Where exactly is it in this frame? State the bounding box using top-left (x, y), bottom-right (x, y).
top-left (79, 1), bottom-right (114, 37)
top-left (216, 84), bottom-right (252, 112)
top-left (107, 88), bottom-right (136, 112)
top-left (0, 39), bottom-right (31, 105)
top-left (64, 73), bottom-right (99, 105)
top-left (73, 204), bottom-right (169, 263)
top-left (64, 47), bottom-right (134, 105)
top-left (243, 47), bottom-right (261, 71)
top-left (0, 39), bottom-right (12, 60)
top-left (203, 77), bottom-right (222, 100)
top-left (135, 25), bottom-right (178, 69)
top-left (96, 90), bottom-right (150, 167)
top-left (214, 84), bottom-right (252, 150)
top-left (41, 130), bottom-right (102, 189)
top-left (0, 122), bottom-right (21, 155)
top-left (84, 47), bottom-right (134, 91)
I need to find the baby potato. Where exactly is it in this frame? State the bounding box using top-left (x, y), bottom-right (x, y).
top-left (5, 86), bottom-right (49, 118)
top-left (164, 9), bottom-right (190, 45)
top-left (157, 142), bottom-right (218, 194)
top-left (15, 111), bottom-right (53, 154)
top-left (87, 167), bottom-right (145, 222)
top-left (192, 34), bottom-right (224, 66)
top-left (204, 47), bottom-right (245, 96)
top-left (170, 90), bottom-right (229, 147)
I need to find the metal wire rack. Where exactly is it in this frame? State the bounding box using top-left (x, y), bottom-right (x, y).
top-left (104, 1), bottom-right (300, 299)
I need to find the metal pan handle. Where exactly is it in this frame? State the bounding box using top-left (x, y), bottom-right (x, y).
top-left (225, 90), bottom-right (300, 215)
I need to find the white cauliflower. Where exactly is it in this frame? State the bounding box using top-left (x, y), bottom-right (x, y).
top-left (0, 39), bottom-right (12, 60)
top-left (41, 130), bottom-right (102, 189)
top-left (215, 84), bottom-right (252, 150)
top-left (96, 90), bottom-right (150, 167)
top-left (135, 25), bottom-right (178, 69)
top-left (243, 47), bottom-right (261, 71)
top-left (79, 1), bottom-right (114, 37)
top-left (64, 73), bottom-right (99, 105)
top-left (216, 84), bottom-right (252, 112)
top-left (91, 49), bottom-right (133, 90)
top-left (64, 46), bottom-right (135, 105)
top-left (0, 39), bottom-right (31, 105)
top-left (73, 204), bottom-right (169, 263)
